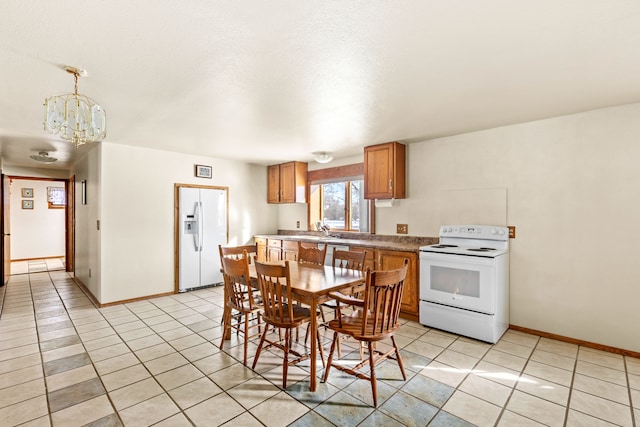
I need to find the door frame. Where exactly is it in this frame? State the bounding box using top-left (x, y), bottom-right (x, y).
top-left (2, 175), bottom-right (73, 276)
top-left (174, 183), bottom-right (229, 293)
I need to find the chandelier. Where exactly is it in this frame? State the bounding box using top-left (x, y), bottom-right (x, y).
top-left (44, 66), bottom-right (106, 147)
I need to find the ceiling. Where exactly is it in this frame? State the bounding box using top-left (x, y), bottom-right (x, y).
top-left (2, 1), bottom-right (640, 170)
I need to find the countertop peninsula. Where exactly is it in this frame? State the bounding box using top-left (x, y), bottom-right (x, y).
top-left (254, 231), bottom-right (437, 253)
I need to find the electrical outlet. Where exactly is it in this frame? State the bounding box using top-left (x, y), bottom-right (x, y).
top-left (296, 221), bottom-right (300, 229)
top-left (397, 224), bottom-right (408, 234)
top-left (508, 226), bottom-right (516, 239)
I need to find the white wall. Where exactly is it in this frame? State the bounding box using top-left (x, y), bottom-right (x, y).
top-left (9, 178), bottom-right (65, 259)
top-left (93, 143), bottom-right (277, 304)
top-left (391, 102), bottom-right (640, 352)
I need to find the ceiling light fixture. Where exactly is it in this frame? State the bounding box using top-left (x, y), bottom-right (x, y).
top-left (29, 151), bottom-right (58, 163)
top-left (44, 66), bottom-right (106, 148)
top-left (312, 151), bottom-right (334, 164)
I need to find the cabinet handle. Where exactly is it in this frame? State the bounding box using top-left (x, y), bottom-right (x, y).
top-left (389, 179), bottom-right (393, 191)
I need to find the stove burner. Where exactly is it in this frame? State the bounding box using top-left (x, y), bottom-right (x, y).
top-left (468, 247), bottom-right (497, 252)
top-left (431, 244), bottom-right (458, 248)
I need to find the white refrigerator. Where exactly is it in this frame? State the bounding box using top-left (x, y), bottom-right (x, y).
top-left (178, 186), bottom-right (227, 292)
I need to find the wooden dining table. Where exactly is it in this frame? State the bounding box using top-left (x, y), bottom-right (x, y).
top-left (244, 260), bottom-right (365, 391)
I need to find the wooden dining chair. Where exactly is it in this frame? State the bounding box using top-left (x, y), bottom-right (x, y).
top-left (219, 252), bottom-right (263, 366)
top-left (322, 259), bottom-right (409, 407)
top-left (252, 260), bottom-right (325, 388)
top-left (319, 250), bottom-right (367, 356)
top-left (219, 243), bottom-right (258, 264)
top-left (297, 241), bottom-right (327, 265)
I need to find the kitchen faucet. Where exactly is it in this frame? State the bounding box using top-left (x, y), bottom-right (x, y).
top-left (315, 221), bottom-right (332, 236)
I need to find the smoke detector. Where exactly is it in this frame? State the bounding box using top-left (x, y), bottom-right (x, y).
top-left (29, 151), bottom-right (58, 163)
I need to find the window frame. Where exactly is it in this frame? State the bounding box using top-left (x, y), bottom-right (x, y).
top-left (307, 163), bottom-right (375, 234)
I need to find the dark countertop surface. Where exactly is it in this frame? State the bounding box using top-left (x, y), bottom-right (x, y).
top-left (254, 232), bottom-right (438, 253)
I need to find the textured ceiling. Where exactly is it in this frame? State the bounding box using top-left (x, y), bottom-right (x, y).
top-left (1, 0), bottom-right (640, 169)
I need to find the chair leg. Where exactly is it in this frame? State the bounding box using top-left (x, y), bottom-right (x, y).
top-left (219, 306), bottom-right (231, 350)
top-left (367, 341), bottom-right (377, 407)
top-left (304, 322), bottom-right (310, 345)
top-left (391, 336), bottom-right (407, 380)
top-left (283, 328), bottom-right (290, 389)
top-left (243, 313), bottom-right (249, 366)
top-left (252, 325), bottom-right (269, 370)
top-left (322, 332), bottom-right (339, 383)
top-left (315, 328), bottom-right (325, 368)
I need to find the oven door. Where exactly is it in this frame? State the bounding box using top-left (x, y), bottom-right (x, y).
top-left (420, 251), bottom-right (497, 315)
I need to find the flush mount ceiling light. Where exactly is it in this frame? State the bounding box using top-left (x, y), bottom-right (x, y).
top-left (29, 151), bottom-right (58, 163)
top-left (312, 151), bottom-right (334, 164)
top-left (44, 66), bottom-right (106, 148)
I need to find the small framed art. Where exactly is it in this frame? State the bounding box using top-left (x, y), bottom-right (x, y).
top-left (195, 164), bottom-right (212, 179)
top-left (22, 200), bottom-right (34, 209)
top-left (22, 188), bottom-right (33, 198)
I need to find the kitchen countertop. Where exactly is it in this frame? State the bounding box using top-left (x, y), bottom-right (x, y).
top-left (254, 232), bottom-right (438, 253)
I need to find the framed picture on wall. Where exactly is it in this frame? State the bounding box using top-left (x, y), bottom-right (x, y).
top-left (22, 200), bottom-right (34, 209)
top-left (22, 188), bottom-right (33, 198)
top-left (195, 164), bottom-right (212, 179)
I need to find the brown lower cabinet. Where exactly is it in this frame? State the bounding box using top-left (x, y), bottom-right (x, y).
top-left (352, 247), bottom-right (418, 320)
top-left (377, 249), bottom-right (419, 320)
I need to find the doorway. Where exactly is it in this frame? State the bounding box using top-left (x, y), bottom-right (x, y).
top-left (2, 176), bottom-right (72, 281)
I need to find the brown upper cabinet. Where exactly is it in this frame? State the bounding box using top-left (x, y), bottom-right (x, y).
top-left (364, 141), bottom-right (406, 199)
top-left (267, 161), bottom-right (308, 203)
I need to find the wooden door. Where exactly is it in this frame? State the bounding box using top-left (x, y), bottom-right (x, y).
top-left (267, 165), bottom-right (281, 203)
top-left (1, 174), bottom-right (10, 285)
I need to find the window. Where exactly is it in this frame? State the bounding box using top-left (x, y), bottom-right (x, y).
top-left (308, 164), bottom-right (373, 233)
top-left (47, 187), bottom-right (65, 209)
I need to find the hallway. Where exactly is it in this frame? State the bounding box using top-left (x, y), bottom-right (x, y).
top-left (10, 258), bottom-right (65, 275)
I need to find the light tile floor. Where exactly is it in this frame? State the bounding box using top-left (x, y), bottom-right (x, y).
top-left (10, 258), bottom-right (65, 275)
top-left (0, 270), bottom-right (638, 426)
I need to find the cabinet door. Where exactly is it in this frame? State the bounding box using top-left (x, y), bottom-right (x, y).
top-left (267, 239), bottom-right (282, 261)
top-left (283, 240), bottom-right (298, 261)
top-left (279, 162), bottom-right (296, 203)
top-left (378, 250), bottom-right (418, 317)
top-left (267, 165), bottom-right (281, 203)
top-left (364, 142), bottom-right (406, 199)
top-left (279, 162), bottom-right (308, 203)
top-left (255, 238), bottom-right (268, 262)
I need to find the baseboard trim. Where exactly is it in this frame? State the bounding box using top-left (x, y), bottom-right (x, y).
top-left (72, 277), bottom-right (175, 308)
top-left (509, 324), bottom-right (640, 359)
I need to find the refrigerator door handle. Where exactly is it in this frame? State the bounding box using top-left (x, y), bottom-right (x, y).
top-left (198, 201), bottom-right (204, 251)
top-left (193, 201), bottom-right (201, 251)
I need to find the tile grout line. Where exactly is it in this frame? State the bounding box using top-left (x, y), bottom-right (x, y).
top-left (624, 356), bottom-right (636, 427)
top-left (562, 343), bottom-right (580, 427)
